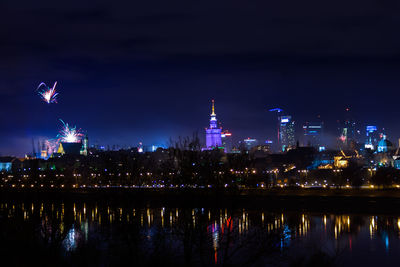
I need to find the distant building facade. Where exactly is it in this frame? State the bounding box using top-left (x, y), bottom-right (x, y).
top-left (338, 108), bottom-right (360, 148)
top-left (0, 157), bottom-right (14, 172)
top-left (57, 142), bottom-right (83, 155)
top-left (303, 121), bottom-right (323, 148)
top-left (365, 125), bottom-right (379, 150)
top-left (279, 115), bottom-right (295, 151)
top-left (243, 138), bottom-right (258, 151)
top-left (377, 135), bottom-right (393, 153)
top-left (221, 131), bottom-right (233, 153)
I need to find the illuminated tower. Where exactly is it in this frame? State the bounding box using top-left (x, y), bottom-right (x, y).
top-left (205, 100), bottom-right (222, 149)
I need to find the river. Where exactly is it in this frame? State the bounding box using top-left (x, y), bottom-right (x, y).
top-left (0, 197), bottom-right (399, 266)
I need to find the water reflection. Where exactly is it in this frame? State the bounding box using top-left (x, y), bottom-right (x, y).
top-left (1, 201), bottom-right (400, 265)
top-left (63, 226), bottom-right (79, 251)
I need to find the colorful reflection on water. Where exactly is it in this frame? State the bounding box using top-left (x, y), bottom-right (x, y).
top-left (1, 201), bottom-right (400, 266)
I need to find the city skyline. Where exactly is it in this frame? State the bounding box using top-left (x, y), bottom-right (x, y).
top-left (1, 98), bottom-right (396, 157)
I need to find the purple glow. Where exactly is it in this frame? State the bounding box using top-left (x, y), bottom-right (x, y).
top-left (205, 100), bottom-right (222, 148)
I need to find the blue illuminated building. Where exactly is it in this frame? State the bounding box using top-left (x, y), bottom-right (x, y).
top-left (144, 145), bottom-right (166, 152)
top-left (394, 155), bottom-right (400, 170)
top-left (0, 162), bottom-right (12, 172)
top-left (0, 157), bottom-right (14, 172)
top-left (205, 100), bottom-right (222, 149)
top-left (365, 125), bottom-right (379, 150)
top-left (377, 135), bottom-right (393, 153)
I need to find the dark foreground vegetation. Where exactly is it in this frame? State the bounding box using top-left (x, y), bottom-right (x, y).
top-left (2, 145), bottom-right (400, 190)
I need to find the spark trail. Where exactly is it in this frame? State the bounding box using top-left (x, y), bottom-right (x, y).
top-left (58, 119), bottom-right (83, 143)
top-left (37, 81), bottom-right (58, 104)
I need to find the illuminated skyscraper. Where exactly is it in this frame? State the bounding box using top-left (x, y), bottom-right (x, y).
top-left (205, 100), bottom-right (222, 149)
top-left (269, 108), bottom-right (283, 149)
top-left (279, 115), bottom-right (295, 151)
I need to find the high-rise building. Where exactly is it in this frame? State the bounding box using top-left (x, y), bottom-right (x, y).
top-left (205, 100), bottom-right (222, 149)
top-left (265, 140), bottom-right (274, 152)
top-left (365, 125), bottom-right (379, 150)
top-left (279, 115), bottom-right (295, 151)
top-left (221, 131), bottom-right (233, 153)
top-left (303, 121), bottom-right (323, 148)
top-left (377, 135), bottom-right (393, 153)
top-left (243, 138), bottom-right (258, 151)
top-left (269, 108), bottom-right (283, 150)
top-left (338, 107), bottom-right (359, 148)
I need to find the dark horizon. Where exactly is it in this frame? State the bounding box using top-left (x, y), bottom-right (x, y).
top-left (2, 0), bottom-right (400, 156)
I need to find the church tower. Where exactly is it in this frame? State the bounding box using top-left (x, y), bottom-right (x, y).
top-left (80, 134), bottom-right (89, 156)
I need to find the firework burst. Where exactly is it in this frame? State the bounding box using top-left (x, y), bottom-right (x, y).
top-left (58, 119), bottom-right (83, 143)
top-left (37, 81), bottom-right (58, 104)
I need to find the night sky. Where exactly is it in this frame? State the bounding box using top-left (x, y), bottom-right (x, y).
top-left (2, 0), bottom-right (400, 156)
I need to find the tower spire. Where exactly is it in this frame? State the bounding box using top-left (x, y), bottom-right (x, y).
top-left (211, 99), bottom-right (216, 116)
top-left (205, 99), bottom-right (222, 149)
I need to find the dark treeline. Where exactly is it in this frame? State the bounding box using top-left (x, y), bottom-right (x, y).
top-left (2, 147), bottom-right (253, 188)
top-left (0, 133), bottom-right (400, 188)
top-left (2, 143), bottom-right (400, 189)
